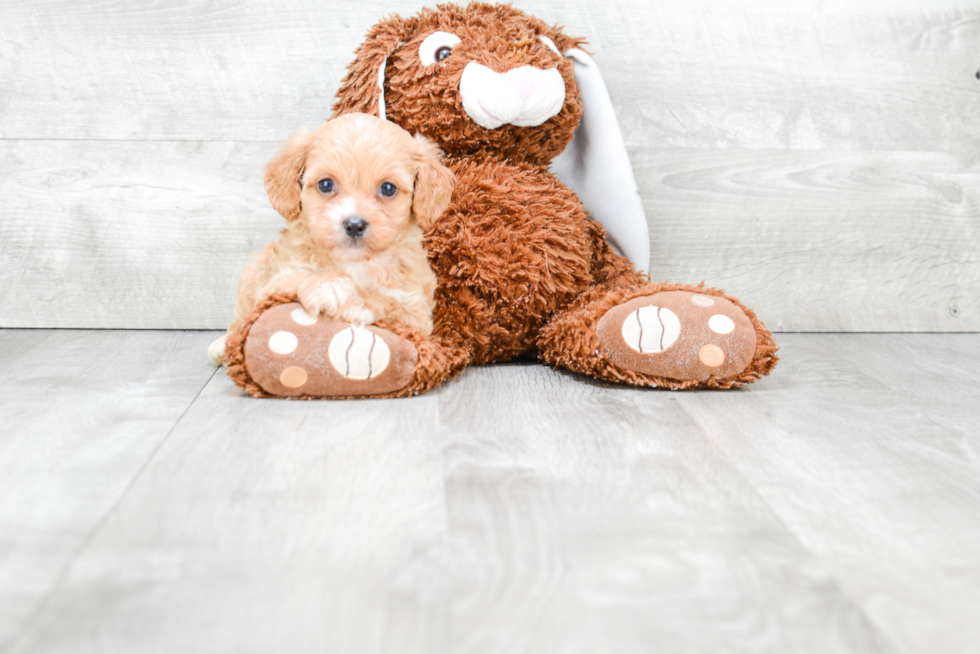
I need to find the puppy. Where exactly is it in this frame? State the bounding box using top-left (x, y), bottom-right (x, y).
top-left (208, 113), bottom-right (454, 365)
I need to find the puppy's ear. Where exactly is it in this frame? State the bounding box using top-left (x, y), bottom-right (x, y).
top-left (264, 131), bottom-right (312, 221)
top-left (331, 15), bottom-right (419, 120)
top-left (411, 135), bottom-right (455, 229)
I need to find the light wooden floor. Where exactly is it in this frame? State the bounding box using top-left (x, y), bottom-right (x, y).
top-left (1, 330), bottom-right (978, 654)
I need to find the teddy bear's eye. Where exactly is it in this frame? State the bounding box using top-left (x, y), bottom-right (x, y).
top-left (380, 182), bottom-right (397, 197)
top-left (317, 178), bottom-right (335, 194)
top-left (419, 31), bottom-right (461, 66)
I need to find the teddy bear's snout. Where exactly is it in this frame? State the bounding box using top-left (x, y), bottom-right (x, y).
top-left (508, 67), bottom-right (544, 101)
top-left (459, 62), bottom-right (566, 130)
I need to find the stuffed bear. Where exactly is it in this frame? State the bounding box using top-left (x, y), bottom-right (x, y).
top-left (224, 2), bottom-right (778, 398)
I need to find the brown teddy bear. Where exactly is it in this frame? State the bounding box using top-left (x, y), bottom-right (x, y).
top-left (225, 2), bottom-right (778, 398)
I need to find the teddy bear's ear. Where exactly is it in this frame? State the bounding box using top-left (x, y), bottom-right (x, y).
top-left (332, 15), bottom-right (420, 120)
top-left (411, 135), bottom-right (455, 229)
top-left (549, 49), bottom-right (651, 274)
top-left (264, 131), bottom-right (313, 221)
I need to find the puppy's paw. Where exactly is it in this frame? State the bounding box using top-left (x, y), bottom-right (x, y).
top-left (299, 277), bottom-right (358, 317)
top-left (338, 301), bottom-right (376, 327)
top-left (207, 335), bottom-right (227, 366)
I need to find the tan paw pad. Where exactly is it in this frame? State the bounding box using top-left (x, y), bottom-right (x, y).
top-left (698, 344), bottom-right (725, 367)
top-left (279, 366), bottom-right (308, 388)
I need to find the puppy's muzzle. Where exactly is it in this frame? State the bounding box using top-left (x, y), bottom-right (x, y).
top-left (342, 216), bottom-right (368, 240)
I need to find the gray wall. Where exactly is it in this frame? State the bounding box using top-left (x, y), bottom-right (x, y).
top-left (1, 0), bottom-right (977, 330)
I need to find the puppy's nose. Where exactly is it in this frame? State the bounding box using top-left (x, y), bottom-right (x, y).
top-left (342, 216), bottom-right (368, 239)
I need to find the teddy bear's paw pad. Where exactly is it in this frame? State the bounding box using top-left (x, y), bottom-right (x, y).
top-left (243, 302), bottom-right (417, 397)
top-left (596, 291), bottom-right (757, 383)
top-left (328, 326), bottom-right (391, 379)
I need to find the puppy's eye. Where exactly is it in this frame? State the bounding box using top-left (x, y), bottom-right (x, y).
top-left (380, 182), bottom-right (397, 197)
top-left (317, 178), bottom-right (335, 194)
top-left (419, 31), bottom-right (461, 66)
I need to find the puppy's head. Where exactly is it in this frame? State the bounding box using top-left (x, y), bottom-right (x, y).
top-left (264, 113), bottom-right (454, 260)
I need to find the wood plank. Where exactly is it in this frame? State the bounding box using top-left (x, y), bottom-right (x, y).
top-left (8, 370), bottom-right (449, 654)
top-left (636, 149), bottom-right (980, 332)
top-left (12, 361), bottom-right (894, 654)
top-left (2, 0), bottom-right (977, 331)
top-left (675, 333), bottom-right (980, 653)
top-left (0, 0), bottom-right (976, 152)
top-left (1, 140), bottom-right (976, 331)
top-left (0, 139), bottom-right (281, 329)
top-left (0, 329), bottom-right (218, 652)
top-left (0, 0), bottom-right (392, 141)
top-left (434, 362), bottom-right (895, 654)
top-left (603, 0), bottom-right (980, 154)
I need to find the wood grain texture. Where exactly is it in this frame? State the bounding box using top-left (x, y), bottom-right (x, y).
top-left (0, 140), bottom-right (280, 329)
top-left (3, 331), bottom-right (980, 652)
top-left (674, 334), bottom-right (980, 652)
top-left (434, 362), bottom-right (894, 654)
top-left (600, 0), bottom-right (980, 154)
top-left (1, 141), bottom-right (975, 330)
top-left (638, 149), bottom-right (980, 332)
top-left (0, 0), bottom-right (976, 149)
top-left (9, 367), bottom-right (450, 654)
top-left (0, 330), bottom-right (217, 653)
top-left (0, 0), bottom-right (978, 330)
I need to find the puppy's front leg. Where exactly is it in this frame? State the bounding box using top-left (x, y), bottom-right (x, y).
top-left (297, 275), bottom-right (376, 326)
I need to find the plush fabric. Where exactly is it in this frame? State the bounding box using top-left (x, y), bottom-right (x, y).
top-left (549, 49), bottom-right (650, 270)
top-left (226, 293), bottom-right (468, 399)
top-left (225, 2), bottom-right (778, 398)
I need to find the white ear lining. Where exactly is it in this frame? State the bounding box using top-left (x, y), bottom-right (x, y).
top-left (377, 57), bottom-right (387, 120)
top-left (549, 48), bottom-right (650, 274)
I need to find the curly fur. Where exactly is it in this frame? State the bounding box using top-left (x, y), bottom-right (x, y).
top-left (230, 113), bottom-right (452, 335)
top-left (333, 3), bottom-right (585, 165)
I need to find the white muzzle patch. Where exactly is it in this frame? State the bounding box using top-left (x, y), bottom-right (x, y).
top-left (328, 197), bottom-right (358, 227)
top-left (459, 63), bottom-right (565, 129)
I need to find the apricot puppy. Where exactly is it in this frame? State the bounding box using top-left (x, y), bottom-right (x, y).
top-left (209, 113), bottom-right (454, 364)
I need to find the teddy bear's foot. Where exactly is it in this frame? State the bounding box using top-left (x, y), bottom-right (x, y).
top-left (596, 289), bottom-right (764, 384)
top-left (224, 293), bottom-right (471, 399)
top-left (538, 283), bottom-right (777, 389)
top-left (229, 300), bottom-right (418, 398)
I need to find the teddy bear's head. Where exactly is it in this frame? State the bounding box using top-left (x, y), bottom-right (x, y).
top-left (332, 3), bottom-right (586, 165)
